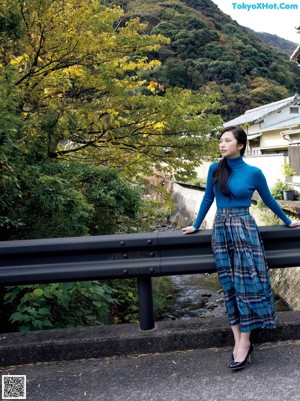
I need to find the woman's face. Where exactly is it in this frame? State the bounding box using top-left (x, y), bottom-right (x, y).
top-left (219, 131), bottom-right (243, 159)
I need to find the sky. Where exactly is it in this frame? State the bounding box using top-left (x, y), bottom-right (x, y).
top-left (211, 0), bottom-right (300, 43)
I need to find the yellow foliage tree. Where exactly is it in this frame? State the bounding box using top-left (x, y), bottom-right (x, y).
top-left (0, 0), bottom-right (222, 180)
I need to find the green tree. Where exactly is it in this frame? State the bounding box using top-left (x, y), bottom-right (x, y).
top-left (0, 0), bottom-right (222, 181)
top-left (0, 67), bottom-right (23, 235)
top-left (1, 159), bottom-right (145, 240)
top-left (248, 77), bottom-right (290, 106)
top-left (172, 29), bottom-right (218, 59)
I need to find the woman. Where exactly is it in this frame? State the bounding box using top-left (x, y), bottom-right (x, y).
top-left (182, 126), bottom-right (300, 370)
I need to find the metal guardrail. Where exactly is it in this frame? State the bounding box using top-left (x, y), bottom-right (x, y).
top-left (1, 225), bottom-right (300, 330)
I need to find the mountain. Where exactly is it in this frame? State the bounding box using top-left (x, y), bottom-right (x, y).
top-left (248, 29), bottom-right (298, 57)
top-left (111, 0), bottom-right (300, 120)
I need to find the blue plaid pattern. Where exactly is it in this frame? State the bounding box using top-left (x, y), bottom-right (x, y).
top-left (212, 207), bottom-right (276, 332)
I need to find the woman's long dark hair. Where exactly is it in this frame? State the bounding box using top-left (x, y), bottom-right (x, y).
top-left (213, 126), bottom-right (247, 197)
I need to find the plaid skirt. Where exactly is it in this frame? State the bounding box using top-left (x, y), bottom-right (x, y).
top-left (212, 207), bottom-right (276, 332)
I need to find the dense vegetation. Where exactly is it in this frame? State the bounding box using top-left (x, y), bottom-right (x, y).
top-left (118, 0), bottom-right (300, 120)
top-left (249, 30), bottom-right (298, 57)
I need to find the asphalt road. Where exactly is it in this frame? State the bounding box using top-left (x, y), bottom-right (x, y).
top-left (1, 340), bottom-right (299, 401)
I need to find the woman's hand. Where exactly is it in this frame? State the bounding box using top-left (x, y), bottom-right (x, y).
top-left (289, 220), bottom-right (300, 228)
top-left (181, 226), bottom-right (198, 235)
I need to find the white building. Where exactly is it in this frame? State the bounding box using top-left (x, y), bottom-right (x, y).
top-left (223, 94), bottom-right (300, 189)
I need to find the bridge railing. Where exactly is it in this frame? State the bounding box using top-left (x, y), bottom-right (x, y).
top-left (1, 225), bottom-right (300, 330)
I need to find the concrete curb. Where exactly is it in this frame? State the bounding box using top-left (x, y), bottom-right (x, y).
top-left (1, 311), bottom-right (300, 367)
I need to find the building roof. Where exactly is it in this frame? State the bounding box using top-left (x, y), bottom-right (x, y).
top-left (258, 116), bottom-right (300, 132)
top-left (224, 94), bottom-right (300, 127)
top-left (290, 45), bottom-right (300, 65)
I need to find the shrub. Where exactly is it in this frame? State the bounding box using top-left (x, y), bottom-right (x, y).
top-left (270, 179), bottom-right (293, 200)
top-left (3, 281), bottom-right (116, 331)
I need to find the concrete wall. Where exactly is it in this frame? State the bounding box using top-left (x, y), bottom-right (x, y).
top-left (245, 154), bottom-right (287, 187)
top-left (245, 154), bottom-right (300, 195)
top-left (194, 161), bottom-right (211, 183)
top-left (169, 182), bottom-right (216, 229)
top-left (271, 267), bottom-right (300, 311)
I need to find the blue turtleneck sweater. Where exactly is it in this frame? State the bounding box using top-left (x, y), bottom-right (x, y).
top-left (193, 156), bottom-right (292, 229)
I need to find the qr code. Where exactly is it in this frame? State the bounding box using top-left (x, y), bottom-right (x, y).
top-left (2, 375), bottom-right (26, 400)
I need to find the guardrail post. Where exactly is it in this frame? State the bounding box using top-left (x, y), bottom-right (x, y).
top-left (137, 277), bottom-right (155, 331)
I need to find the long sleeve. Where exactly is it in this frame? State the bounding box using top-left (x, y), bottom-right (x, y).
top-left (255, 170), bottom-right (292, 226)
top-left (193, 163), bottom-right (216, 229)
top-left (193, 157), bottom-right (292, 229)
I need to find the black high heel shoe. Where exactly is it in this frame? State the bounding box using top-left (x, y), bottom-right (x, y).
top-left (228, 344), bottom-right (253, 370)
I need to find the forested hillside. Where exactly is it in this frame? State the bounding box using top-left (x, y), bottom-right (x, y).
top-left (249, 30), bottom-right (298, 57)
top-left (118, 0), bottom-right (300, 120)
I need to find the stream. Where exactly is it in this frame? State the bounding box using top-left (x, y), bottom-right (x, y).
top-left (153, 222), bottom-right (227, 320)
top-left (162, 272), bottom-right (288, 321)
top-left (163, 273), bottom-right (227, 320)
